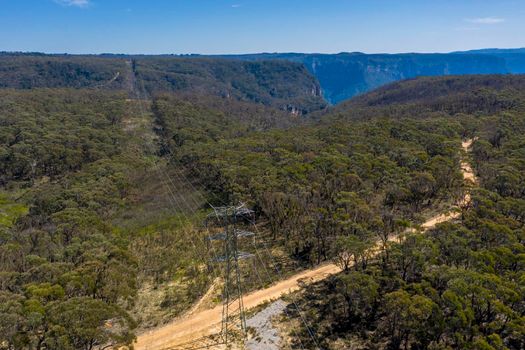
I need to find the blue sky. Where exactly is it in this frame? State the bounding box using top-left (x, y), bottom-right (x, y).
top-left (0, 0), bottom-right (524, 54)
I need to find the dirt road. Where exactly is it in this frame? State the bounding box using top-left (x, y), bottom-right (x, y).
top-left (461, 139), bottom-right (476, 184)
top-left (135, 139), bottom-right (476, 350)
top-left (135, 263), bottom-right (340, 349)
top-left (421, 138), bottom-right (476, 230)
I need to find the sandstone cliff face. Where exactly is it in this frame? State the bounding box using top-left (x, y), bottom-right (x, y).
top-left (217, 52), bottom-right (520, 104)
top-left (299, 53), bottom-right (509, 104)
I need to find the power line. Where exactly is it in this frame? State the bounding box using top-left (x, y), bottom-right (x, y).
top-left (131, 59), bottom-right (322, 348)
top-left (129, 62), bottom-right (229, 348)
top-left (135, 74), bottom-right (253, 347)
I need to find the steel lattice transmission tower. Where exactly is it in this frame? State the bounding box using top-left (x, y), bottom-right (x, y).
top-left (206, 203), bottom-right (255, 346)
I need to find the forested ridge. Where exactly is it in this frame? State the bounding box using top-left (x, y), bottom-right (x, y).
top-left (0, 53), bottom-right (326, 114)
top-left (0, 54), bottom-right (130, 90)
top-left (0, 61), bottom-right (524, 350)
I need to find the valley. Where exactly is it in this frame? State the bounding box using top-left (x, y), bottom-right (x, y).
top-left (0, 54), bottom-right (524, 350)
top-left (3, 1), bottom-right (525, 348)
top-left (218, 50), bottom-right (525, 103)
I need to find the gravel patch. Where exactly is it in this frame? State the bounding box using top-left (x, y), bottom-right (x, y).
top-left (246, 300), bottom-right (287, 350)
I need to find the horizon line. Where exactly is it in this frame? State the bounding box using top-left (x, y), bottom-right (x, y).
top-left (2, 47), bottom-right (525, 57)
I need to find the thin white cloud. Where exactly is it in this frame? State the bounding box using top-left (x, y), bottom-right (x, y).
top-left (455, 26), bottom-right (481, 32)
top-left (54, 0), bottom-right (90, 8)
top-left (231, 4), bottom-right (242, 8)
top-left (465, 17), bottom-right (505, 25)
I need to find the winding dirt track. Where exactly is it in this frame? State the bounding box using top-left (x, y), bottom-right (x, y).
top-left (135, 139), bottom-right (476, 350)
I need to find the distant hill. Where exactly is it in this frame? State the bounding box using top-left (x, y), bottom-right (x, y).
top-left (454, 48), bottom-right (525, 74)
top-left (458, 48), bottom-right (525, 54)
top-left (218, 52), bottom-right (514, 104)
top-left (0, 53), bottom-right (327, 114)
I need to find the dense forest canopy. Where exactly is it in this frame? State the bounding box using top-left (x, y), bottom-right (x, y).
top-left (0, 50), bottom-right (524, 350)
top-left (0, 90), bottom-right (139, 349)
top-left (0, 89), bottom-right (127, 185)
top-left (0, 54), bottom-right (130, 90)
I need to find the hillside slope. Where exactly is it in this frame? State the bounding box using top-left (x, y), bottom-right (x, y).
top-left (282, 75), bottom-right (525, 350)
top-left (328, 74), bottom-right (525, 120)
top-left (134, 57), bottom-right (325, 114)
